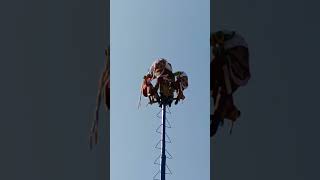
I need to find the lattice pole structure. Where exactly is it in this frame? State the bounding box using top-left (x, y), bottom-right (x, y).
top-left (153, 97), bottom-right (173, 180)
top-left (160, 103), bottom-right (167, 180)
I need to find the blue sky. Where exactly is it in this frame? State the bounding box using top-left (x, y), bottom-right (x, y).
top-left (110, 0), bottom-right (210, 179)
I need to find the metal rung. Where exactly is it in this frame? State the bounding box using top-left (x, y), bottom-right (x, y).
top-left (165, 149), bottom-right (173, 159)
top-left (153, 171), bottom-right (160, 180)
top-left (154, 155), bottom-right (161, 165)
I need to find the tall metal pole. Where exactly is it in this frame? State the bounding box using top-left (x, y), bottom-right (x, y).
top-left (160, 103), bottom-right (167, 180)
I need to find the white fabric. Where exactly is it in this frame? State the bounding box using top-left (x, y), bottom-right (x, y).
top-left (176, 71), bottom-right (188, 90)
top-left (180, 71), bottom-right (187, 77)
top-left (165, 62), bottom-right (173, 72)
top-left (223, 31), bottom-right (248, 50)
top-left (149, 58), bottom-right (173, 78)
top-left (181, 81), bottom-right (188, 90)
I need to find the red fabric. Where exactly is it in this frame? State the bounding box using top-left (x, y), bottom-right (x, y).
top-left (142, 84), bottom-right (148, 97)
top-left (141, 77), bottom-right (154, 97)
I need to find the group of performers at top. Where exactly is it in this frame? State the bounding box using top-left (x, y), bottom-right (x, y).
top-left (91, 29), bottom-right (250, 143)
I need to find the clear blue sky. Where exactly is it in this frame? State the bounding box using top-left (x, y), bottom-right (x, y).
top-left (110, 0), bottom-right (210, 179)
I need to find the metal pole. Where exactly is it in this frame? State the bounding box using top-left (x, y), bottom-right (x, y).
top-left (160, 103), bottom-right (166, 180)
